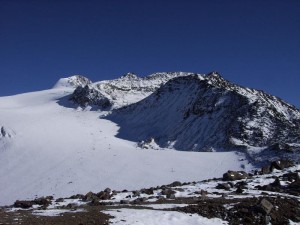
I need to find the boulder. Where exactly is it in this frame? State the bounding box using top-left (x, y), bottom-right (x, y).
top-left (216, 183), bottom-right (231, 191)
top-left (223, 171), bottom-right (249, 181)
top-left (96, 191), bottom-right (111, 200)
top-left (261, 166), bottom-right (272, 175)
top-left (168, 181), bottom-right (182, 187)
top-left (236, 186), bottom-right (244, 194)
top-left (104, 188), bottom-right (111, 193)
top-left (13, 200), bottom-right (34, 209)
top-left (141, 188), bottom-right (154, 195)
top-left (132, 190), bottom-right (141, 197)
top-left (161, 189), bottom-right (176, 196)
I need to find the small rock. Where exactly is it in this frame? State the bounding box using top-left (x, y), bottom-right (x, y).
top-left (259, 198), bottom-right (273, 214)
top-left (216, 183), bottom-right (231, 190)
top-left (104, 188), bottom-right (111, 193)
top-left (132, 190), bottom-right (141, 197)
top-left (55, 198), bottom-right (64, 203)
top-left (200, 189), bottom-right (208, 196)
top-left (168, 181), bottom-right (182, 187)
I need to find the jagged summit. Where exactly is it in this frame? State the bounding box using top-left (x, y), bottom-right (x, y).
top-left (120, 72), bottom-right (139, 79)
top-left (53, 75), bottom-right (92, 89)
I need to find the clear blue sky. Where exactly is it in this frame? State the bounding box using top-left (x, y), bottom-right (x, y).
top-left (0, 0), bottom-right (299, 107)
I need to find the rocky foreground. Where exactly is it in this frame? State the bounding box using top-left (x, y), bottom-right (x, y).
top-left (1, 160), bottom-right (299, 225)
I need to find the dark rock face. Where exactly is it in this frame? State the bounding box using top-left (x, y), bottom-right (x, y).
top-left (0, 126), bottom-right (13, 138)
top-left (70, 85), bottom-right (112, 109)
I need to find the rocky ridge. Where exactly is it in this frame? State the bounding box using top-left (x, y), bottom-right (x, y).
top-left (100, 72), bottom-right (300, 162)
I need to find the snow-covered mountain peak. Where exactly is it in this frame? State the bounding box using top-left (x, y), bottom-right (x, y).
top-left (53, 75), bottom-right (92, 89)
top-left (120, 72), bottom-right (139, 80)
top-left (70, 72), bottom-right (197, 109)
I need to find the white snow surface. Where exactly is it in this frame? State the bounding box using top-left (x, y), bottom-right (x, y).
top-left (0, 86), bottom-right (249, 206)
top-left (107, 208), bottom-right (228, 225)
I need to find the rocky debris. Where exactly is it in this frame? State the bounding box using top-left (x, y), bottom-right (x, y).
top-left (5, 161), bottom-right (300, 225)
top-left (0, 205), bottom-right (112, 225)
top-left (177, 196), bottom-right (300, 225)
top-left (13, 196), bottom-right (52, 209)
top-left (222, 170), bottom-right (249, 181)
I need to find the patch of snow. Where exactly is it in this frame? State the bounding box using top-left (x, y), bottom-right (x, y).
top-left (106, 208), bottom-right (228, 225)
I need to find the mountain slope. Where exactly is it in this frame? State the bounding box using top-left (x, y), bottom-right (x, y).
top-left (0, 84), bottom-right (248, 206)
top-left (1, 71), bottom-right (299, 206)
top-left (106, 72), bottom-right (300, 161)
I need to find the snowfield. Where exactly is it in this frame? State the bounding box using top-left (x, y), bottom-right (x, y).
top-left (107, 208), bottom-right (228, 225)
top-left (0, 86), bottom-right (250, 205)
